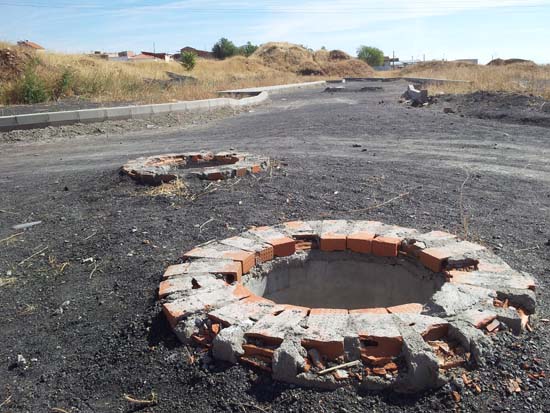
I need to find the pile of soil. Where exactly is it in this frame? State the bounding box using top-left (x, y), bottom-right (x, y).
top-left (0, 47), bottom-right (35, 82)
top-left (252, 42), bottom-right (373, 77)
top-left (487, 58), bottom-right (537, 67)
top-left (434, 90), bottom-right (550, 127)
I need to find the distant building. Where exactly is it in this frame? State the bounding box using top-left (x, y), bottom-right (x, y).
top-left (373, 56), bottom-right (404, 71)
top-left (452, 59), bottom-right (478, 65)
top-left (174, 47), bottom-right (214, 60)
top-left (140, 51), bottom-right (173, 62)
top-left (17, 40), bottom-right (45, 51)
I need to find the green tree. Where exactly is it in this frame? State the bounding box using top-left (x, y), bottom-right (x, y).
top-left (357, 46), bottom-right (384, 66)
top-left (212, 38), bottom-right (237, 59)
top-left (238, 41), bottom-right (258, 57)
top-left (180, 50), bottom-right (197, 71)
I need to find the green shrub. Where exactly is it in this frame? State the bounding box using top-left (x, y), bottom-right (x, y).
top-left (357, 46), bottom-right (385, 66)
top-left (53, 68), bottom-right (75, 99)
top-left (238, 41), bottom-right (258, 57)
top-left (180, 51), bottom-right (197, 71)
top-left (20, 67), bottom-right (48, 104)
top-left (212, 38), bottom-right (237, 60)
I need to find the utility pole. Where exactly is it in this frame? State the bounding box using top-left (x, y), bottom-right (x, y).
top-left (392, 50), bottom-right (395, 70)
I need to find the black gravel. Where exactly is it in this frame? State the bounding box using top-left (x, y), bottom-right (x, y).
top-left (0, 81), bottom-right (548, 412)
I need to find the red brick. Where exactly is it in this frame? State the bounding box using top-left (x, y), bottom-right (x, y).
top-left (349, 307), bottom-right (389, 315)
top-left (419, 241), bottom-right (485, 272)
top-left (347, 231), bottom-right (375, 254)
top-left (223, 250), bottom-right (256, 274)
top-left (243, 344), bottom-right (275, 359)
top-left (360, 336), bottom-right (404, 358)
top-left (372, 236), bottom-right (401, 257)
top-left (256, 245), bottom-right (274, 263)
top-left (232, 284), bottom-right (253, 300)
top-left (206, 171), bottom-right (224, 180)
top-left (386, 303), bottom-right (423, 314)
top-left (421, 323), bottom-right (449, 341)
top-left (235, 167), bottom-right (247, 177)
top-left (320, 233), bottom-right (347, 251)
top-left (250, 164), bottom-right (262, 174)
top-left (269, 237), bottom-right (296, 257)
top-left (241, 294), bottom-right (275, 305)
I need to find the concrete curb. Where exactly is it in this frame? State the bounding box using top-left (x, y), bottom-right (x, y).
top-left (219, 81), bottom-right (327, 96)
top-left (0, 91), bottom-right (269, 132)
top-left (345, 77), bottom-right (472, 85)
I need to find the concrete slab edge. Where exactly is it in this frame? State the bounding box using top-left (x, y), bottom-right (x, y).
top-left (0, 91), bottom-right (269, 132)
top-left (219, 81), bottom-right (327, 96)
top-left (344, 77), bottom-right (472, 85)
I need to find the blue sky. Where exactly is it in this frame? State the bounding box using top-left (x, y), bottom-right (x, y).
top-left (1, 0), bottom-right (550, 63)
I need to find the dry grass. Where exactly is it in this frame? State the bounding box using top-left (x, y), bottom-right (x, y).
top-left (391, 61), bottom-right (550, 98)
top-left (0, 41), bottom-right (315, 105)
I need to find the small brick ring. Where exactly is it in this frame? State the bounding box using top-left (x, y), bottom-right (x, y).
top-left (159, 220), bottom-right (536, 392)
top-left (122, 151), bottom-right (270, 185)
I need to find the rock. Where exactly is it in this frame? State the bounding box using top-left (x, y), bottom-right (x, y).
top-left (272, 337), bottom-right (307, 381)
top-left (444, 107), bottom-right (456, 114)
top-left (541, 102), bottom-right (550, 113)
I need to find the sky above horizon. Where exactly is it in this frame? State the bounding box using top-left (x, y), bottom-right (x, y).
top-left (1, 0), bottom-right (550, 64)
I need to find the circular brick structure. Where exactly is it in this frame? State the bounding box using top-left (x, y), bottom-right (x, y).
top-left (159, 220), bottom-right (536, 392)
top-left (122, 151), bottom-right (270, 185)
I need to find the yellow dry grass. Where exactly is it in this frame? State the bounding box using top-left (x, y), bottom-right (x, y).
top-left (390, 61), bottom-right (550, 98)
top-left (36, 53), bottom-right (306, 103)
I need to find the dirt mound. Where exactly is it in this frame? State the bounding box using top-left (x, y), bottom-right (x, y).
top-left (0, 47), bottom-right (35, 82)
top-left (253, 42), bottom-right (315, 73)
top-left (487, 58), bottom-right (537, 67)
top-left (253, 42), bottom-right (372, 77)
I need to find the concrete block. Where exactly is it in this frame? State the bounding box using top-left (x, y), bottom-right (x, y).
top-left (15, 113), bottom-right (50, 127)
top-left (77, 108), bottom-right (107, 123)
top-left (130, 105), bottom-right (153, 118)
top-left (150, 103), bottom-right (172, 114)
top-left (105, 106), bottom-right (132, 121)
top-left (47, 110), bottom-right (79, 126)
top-left (0, 115), bottom-right (19, 130)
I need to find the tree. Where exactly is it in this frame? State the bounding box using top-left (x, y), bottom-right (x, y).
top-left (238, 41), bottom-right (258, 57)
top-left (357, 46), bottom-right (384, 66)
top-left (212, 38), bottom-right (237, 59)
top-left (180, 50), bottom-right (197, 71)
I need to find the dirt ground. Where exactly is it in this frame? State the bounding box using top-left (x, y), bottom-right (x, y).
top-left (1, 81), bottom-right (549, 412)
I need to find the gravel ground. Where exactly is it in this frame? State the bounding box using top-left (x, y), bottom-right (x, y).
top-left (0, 81), bottom-right (548, 412)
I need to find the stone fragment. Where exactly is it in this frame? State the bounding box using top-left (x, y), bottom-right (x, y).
top-left (212, 325), bottom-right (245, 364)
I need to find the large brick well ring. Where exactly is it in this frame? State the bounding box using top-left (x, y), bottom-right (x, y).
top-left (159, 220), bottom-right (536, 392)
top-left (121, 151), bottom-right (269, 185)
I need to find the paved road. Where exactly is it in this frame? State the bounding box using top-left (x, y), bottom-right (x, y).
top-left (1, 80), bottom-right (550, 183)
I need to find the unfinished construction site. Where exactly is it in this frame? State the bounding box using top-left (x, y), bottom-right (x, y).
top-left (0, 8), bottom-right (549, 410)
